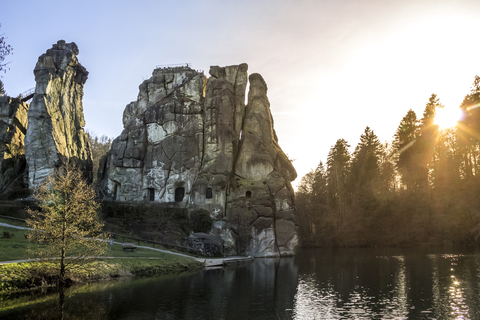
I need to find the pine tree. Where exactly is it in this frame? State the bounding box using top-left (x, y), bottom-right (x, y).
top-left (417, 94), bottom-right (442, 189)
top-left (378, 141), bottom-right (397, 194)
top-left (347, 127), bottom-right (384, 241)
top-left (458, 76), bottom-right (480, 178)
top-left (349, 126), bottom-right (382, 194)
top-left (393, 110), bottom-right (420, 191)
top-left (312, 161), bottom-right (327, 204)
top-left (326, 139), bottom-right (350, 211)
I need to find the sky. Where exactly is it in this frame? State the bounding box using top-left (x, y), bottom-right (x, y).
top-left (2, 0), bottom-right (480, 188)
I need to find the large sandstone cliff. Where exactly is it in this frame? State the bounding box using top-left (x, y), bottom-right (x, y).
top-left (24, 40), bottom-right (92, 187)
top-left (100, 64), bottom-right (298, 257)
top-left (0, 96), bottom-right (28, 192)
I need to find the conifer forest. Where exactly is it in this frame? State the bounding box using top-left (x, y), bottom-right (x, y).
top-left (296, 77), bottom-right (480, 247)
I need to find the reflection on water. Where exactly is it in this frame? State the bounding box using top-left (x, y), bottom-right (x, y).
top-left (1, 248), bottom-right (480, 319)
top-left (292, 249), bottom-right (480, 320)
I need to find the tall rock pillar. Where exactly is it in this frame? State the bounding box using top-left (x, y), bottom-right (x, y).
top-left (25, 40), bottom-right (92, 188)
top-left (226, 73), bottom-right (298, 256)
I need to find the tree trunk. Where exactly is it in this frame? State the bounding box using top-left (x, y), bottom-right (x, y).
top-left (60, 220), bottom-right (66, 286)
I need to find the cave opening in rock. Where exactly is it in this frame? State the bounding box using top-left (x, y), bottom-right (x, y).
top-left (148, 188), bottom-right (155, 201)
top-left (206, 187), bottom-right (213, 199)
top-left (246, 191), bottom-right (252, 198)
top-left (113, 183), bottom-right (119, 200)
top-left (175, 187), bottom-right (185, 202)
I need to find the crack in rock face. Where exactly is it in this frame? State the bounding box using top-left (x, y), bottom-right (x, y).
top-left (99, 64), bottom-right (298, 257)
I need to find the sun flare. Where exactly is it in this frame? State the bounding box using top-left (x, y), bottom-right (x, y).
top-left (434, 107), bottom-right (463, 129)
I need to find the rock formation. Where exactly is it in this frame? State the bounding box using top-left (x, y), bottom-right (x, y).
top-left (100, 64), bottom-right (298, 257)
top-left (24, 40), bottom-right (93, 188)
top-left (0, 96), bottom-right (28, 192)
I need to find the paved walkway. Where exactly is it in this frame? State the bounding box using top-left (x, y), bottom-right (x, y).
top-left (0, 223), bottom-right (253, 268)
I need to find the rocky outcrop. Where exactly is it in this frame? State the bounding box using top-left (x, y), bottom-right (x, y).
top-left (100, 64), bottom-right (298, 257)
top-left (0, 96), bottom-right (29, 192)
top-left (184, 232), bottom-right (224, 257)
top-left (24, 40), bottom-right (92, 188)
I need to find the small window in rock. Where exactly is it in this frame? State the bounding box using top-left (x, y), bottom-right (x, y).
top-left (206, 187), bottom-right (213, 199)
top-left (148, 188), bottom-right (155, 201)
top-left (175, 187), bottom-right (185, 202)
top-left (246, 191), bottom-right (252, 198)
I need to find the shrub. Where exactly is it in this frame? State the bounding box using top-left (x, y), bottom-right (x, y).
top-left (190, 209), bottom-right (213, 233)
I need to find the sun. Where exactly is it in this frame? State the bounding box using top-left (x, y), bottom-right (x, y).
top-left (434, 107), bottom-right (463, 129)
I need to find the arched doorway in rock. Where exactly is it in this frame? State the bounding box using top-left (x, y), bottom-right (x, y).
top-left (175, 187), bottom-right (185, 202)
top-left (246, 190), bottom-right (252, 198)
top-left (206, 187), bottom-right (213, 199)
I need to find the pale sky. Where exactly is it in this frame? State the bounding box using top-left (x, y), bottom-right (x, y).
top-left (2, 0), bottom-right (480, 188)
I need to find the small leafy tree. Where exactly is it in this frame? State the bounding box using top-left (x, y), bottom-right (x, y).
top-left (26, 163), bottom-right (109, 286)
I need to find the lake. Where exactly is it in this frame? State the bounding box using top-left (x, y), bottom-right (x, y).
top-left (1, 247), bottom-right (480, 319)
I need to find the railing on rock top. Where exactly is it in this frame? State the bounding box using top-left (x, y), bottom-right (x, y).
top-left (155, 63), bottom-right (191, 69)
top-left (19, 87), bottom-right (35, 102)
top-left (154, 63), bottom-right (204, 75)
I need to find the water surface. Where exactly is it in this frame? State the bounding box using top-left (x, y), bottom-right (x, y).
top-left (2, 247), bottom-right (480, 319)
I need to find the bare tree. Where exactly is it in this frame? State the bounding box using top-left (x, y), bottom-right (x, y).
top-left (0, 24), bottom-right (13, 75)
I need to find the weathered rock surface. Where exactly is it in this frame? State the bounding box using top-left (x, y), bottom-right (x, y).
top-left (184, 232), bottom-right (224, 257)
top-left (100, 64), bottom-right (298, 257)
top-left (24, 40), bottom-right (92, 187)
top-left (0, 96), bottom-right (29, 192)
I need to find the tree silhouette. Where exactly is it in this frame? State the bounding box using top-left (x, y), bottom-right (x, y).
top-left (393, 110), bottom-right (419, 191)
top-left (326, 139), bottom-right (350, 212)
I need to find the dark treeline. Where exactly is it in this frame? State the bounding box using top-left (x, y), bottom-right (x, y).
top-left (296, 76), bottom-right (480, 247)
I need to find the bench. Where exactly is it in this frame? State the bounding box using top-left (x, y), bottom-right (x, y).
top-left (3, 231), bottom-right (13, 238)
top-left (121, 243), bottom-right (136, 252)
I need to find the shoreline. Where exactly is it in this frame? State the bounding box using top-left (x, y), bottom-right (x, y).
top-left (0, 257), bottom-right (205, 294)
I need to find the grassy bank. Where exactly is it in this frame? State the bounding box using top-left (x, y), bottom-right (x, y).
top-left (1, 257), bottom-right (204, 293)
top-left (0, 225), bottom-right (204, 293)
top-left (0, 225), bottom-right (191, 261)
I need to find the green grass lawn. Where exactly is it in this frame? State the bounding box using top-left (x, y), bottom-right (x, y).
top-left (0, 217), bottom-right (199, 257)
top-left (0, 226), bottom-right (189, 262)
top-left (0, 226), bottom-right (34, 261)
top-left (0, 225), bottom-right (204, 293)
